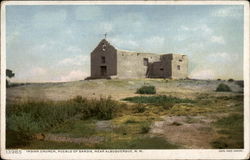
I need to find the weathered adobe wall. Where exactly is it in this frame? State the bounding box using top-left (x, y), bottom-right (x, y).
top-left (148, 61), bottom-right (164, 78)
top-left (170, 54), bottom-right (188, 79)
top-left (116, 50), bottom-right (160, 79)
top-left (90, 39), bottom-right (188, 79)
top-left (90, 39), bottom-right (117, 77)
top-left (149, 55), bottom-right (173, 78)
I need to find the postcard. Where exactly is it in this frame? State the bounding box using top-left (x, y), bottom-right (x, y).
top-left (1, 1), bottom-right (249, 159)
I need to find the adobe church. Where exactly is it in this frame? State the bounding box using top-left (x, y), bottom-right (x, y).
top-left (87, 38), bottom-right (188, 79)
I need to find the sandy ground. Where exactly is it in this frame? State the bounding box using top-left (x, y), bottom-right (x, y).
top-left (7, 79), bottom-right (242, 103)
top-left (150, 115), bottom-right (219, 149)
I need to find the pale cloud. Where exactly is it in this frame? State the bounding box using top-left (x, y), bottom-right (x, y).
top-left (145, 36), bottom-right (165, 46)
top-left (64, 28), bottom-right (75, 39)
top-left (206, 52), bottom-right (242, 64)
top-left (209, 52), bottom-right (229, 59)
top-left (212, 6), bottom-right (241, 18)
top-left (30, 67), bottom-right (47, 76)
top-left (180, 25), bottom-right (190, 31)
top-left (75, 6), bottom-right (102, 20)
top-left (177, 24), bottom-right (213, 46)
top-left (7, 31), bottom-right (20, 43)
top-left (144, 36), bottom-right (165, 52)
top-left (190, 69), bottom-right (216, 80)
top-left (110, 12), bottom-right (145, 34)
top-left (189, 42), bottom-right (205, 50)
top-left (30, 40), bottom-right (62, 53)
top-left (58, 55), bottom-right (89, 66)
top-left (110, 36), bottom-right (165, 52)
top-left (109, 37), bottom-right (139, 49)
top-left (207, 52), bottom-right (233, 63)
top-left (199, 25), bottom-right (213, 35)
top-left (66, 46), bottom-right (82, 53)
top-left (180, 24), bottom-right (213, 35)
top-left (99, 22), bottom-right (113, 33)
top-left (33, 44), bottom-right (47, 51)
top-left (17, 67), bottom-right (49, 82)
top-left (211, 35), bottom-right (225, 44)
top-left (59, 70), bottom-right (88, 82)
top-left (175, 34), bottom-right (187, 41)
top-left (33, 10), bottom-right (66, 29)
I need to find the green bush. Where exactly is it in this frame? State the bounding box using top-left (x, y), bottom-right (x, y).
top-left (7, 96), bottom-right (120, 133)
top-left (125, 119), bottom-right (138, 124)
top-left (133, 104), bottom-right (146, 113)
top-left (216, 83), bottom-right (232, 92)
top-left (95, 97), bottom-right (118, 120)
top-left (228, 78), bottom-right (234, 82)
top-left (140, 123), bottom-right (150, 134)
top-left (6, 96), bottom-right (124, 148)
top-left (136, 85), bottom-right (156, 94)
top-left (123, 95), bottom-right (195, 106)
top-left (212, 113), bottom-right (243, 149)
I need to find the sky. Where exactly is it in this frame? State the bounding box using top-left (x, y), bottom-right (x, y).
top-left (6, 4), bottom-right (244, 82)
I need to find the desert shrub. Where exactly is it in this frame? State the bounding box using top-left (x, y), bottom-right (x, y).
top-left (98, 136), bottom-right (179, 149)
top-left (212, 113), bottom-right (243, 149)
top-left (140, 123), bottom-right (150, 134)
top-left (162, 102), bottom-right (175, 110)
top-left (72, 95), bottom-right (87, 103)
top-left (211, 140), bottom-right (229, 149)
top-left (95, 97), bottom-right (118, 120)
top-left (216, 83), bottom-right (232, 92)
top-left (235, 80), bottom-right (244, 88)
top-left (125, 119), bottom-right (138, 124)
top-left (136, 85), bottom-right (156, 94)
top-left (123, 95), bottom-right (195, 106)
top-left (133, 104), bottom-right (146, 113)
top-left (215, 113), bottom-right (243, 129)
top-left (217, 79), bottom-right (221, 81)
top-left (6, 96), bottom-right (124, 148)
top-left (168, 104), bottom-right (213, 116)
top-left (6, 129), bottom-right (31, 148)
top-left (228, 78), bottom-right (234, 82)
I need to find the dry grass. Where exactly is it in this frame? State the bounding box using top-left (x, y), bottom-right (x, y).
top-left (6, 79), bottom-right (244, 149)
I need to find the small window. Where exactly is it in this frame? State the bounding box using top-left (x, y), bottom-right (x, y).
top-left (160, 68), bottom-right (164, 71)
top-left (177, 65), bottom-right (180, 70)
top-left (179, 59), bottom-right (182, 62)
top-left (143, 58), bottom-right (148, 66)
top-left (102, 44), bottom-right (106, 51)
top-left (101, 56), bottom-right (106, 63)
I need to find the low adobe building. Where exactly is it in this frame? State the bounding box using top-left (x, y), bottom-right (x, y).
top-left (87, 39), bottom-right (188, 79)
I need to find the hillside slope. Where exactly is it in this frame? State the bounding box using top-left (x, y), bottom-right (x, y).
top-left (7, 79), bottom-right (243, 103)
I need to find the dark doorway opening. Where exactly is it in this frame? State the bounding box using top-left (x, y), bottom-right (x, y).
top-left (143, 58), bottom-right (149, 66)
top-left (100, 66), bottom-right (107, 76)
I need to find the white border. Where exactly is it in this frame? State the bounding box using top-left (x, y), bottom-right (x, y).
top-left (1, 1), bottom-right (249, 159)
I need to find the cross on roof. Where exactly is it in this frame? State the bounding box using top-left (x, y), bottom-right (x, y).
top-left (104, 33), bottom-right (107, 39)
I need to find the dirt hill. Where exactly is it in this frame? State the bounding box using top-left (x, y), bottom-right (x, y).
top-left (7, 79), bottom-right (243, 103)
